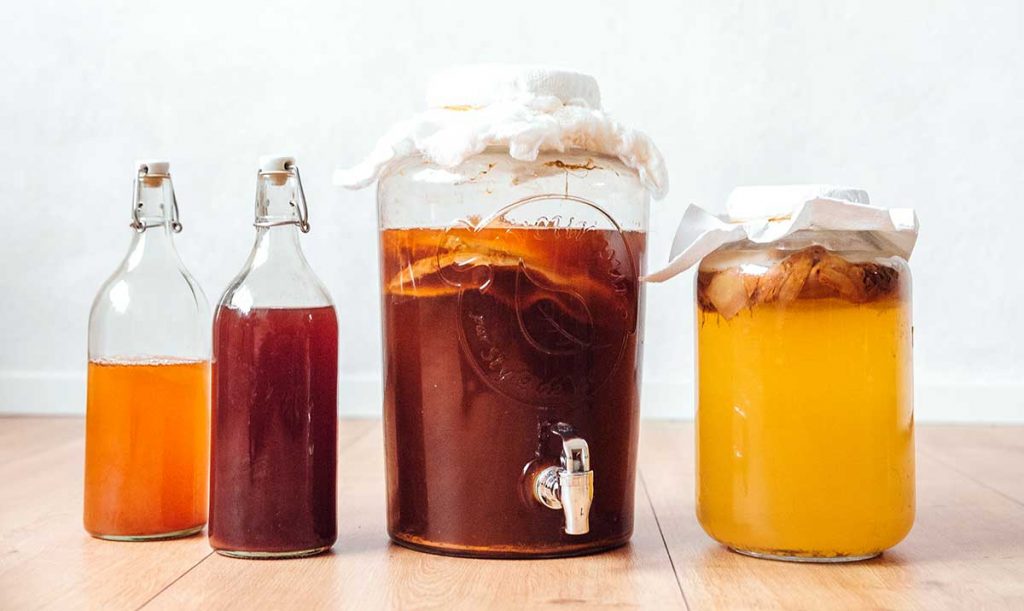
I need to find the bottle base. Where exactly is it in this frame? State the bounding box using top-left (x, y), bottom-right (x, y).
top-left (729, 547), bottom-right (882, 563)
top-left (214, 545), bottom-right (332, 560)
top-left (90, 525), bottom-right (205, 542)
top-left (389, 532), bottom-right (630, 559)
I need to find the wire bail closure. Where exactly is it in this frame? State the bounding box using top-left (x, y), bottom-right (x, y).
top-left (130, 164), bottom-right (182, 234)
top-left (253, 161), bottom-right (311, 233)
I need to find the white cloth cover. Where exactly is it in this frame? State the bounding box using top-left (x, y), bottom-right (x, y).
top-left (645, 185), bottom-right (919, 282)
top-left (334, 65), bottom-right (668, 199)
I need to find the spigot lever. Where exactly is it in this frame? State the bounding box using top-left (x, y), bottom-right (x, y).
top-left (534, 426), bottom-right (595, 535)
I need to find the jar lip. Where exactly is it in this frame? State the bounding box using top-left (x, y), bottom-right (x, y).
top-left (426, 146), bottom-right (629, 165)
top-left (378, 147), bottom-right (640, 182)
top-left (705, 236), bottom-right (908, 258)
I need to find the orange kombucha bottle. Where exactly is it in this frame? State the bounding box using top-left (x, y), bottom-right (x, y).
top-left (84, 161), bottom-right (210, 540)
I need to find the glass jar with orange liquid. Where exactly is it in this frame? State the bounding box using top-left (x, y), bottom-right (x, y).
top-left (650, 185), bottom-right (919, 562)
top-left (339, 66), bottom-right (668, 557)
top-left (85, 161), bottom-right (211, 540)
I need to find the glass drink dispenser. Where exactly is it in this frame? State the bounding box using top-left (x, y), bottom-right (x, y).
top-left (647, 185), bottom-right (919, 562)
top-left (338, 65), bottom-right (668, 557)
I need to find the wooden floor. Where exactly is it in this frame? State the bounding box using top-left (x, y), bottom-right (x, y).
top-left (1, 418), bottom-right (1023, 610)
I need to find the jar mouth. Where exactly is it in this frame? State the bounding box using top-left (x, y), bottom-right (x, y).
top-left (703, 231), bottom-right (908, 267)
top-left (436, 104), bottom-right (480, 111)
top-left (725, 214), bottom-right (793, 223)
top-left (645, 196), bottom-right (917, 284)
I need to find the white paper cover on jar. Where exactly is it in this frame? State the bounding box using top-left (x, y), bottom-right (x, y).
top-left (644, 185), bottom-right (919, 283)
top-left (334, 64), bottom-right (668, 199)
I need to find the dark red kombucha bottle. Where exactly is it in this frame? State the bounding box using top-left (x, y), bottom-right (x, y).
top-left (209, 156), bottom-right (338, 559)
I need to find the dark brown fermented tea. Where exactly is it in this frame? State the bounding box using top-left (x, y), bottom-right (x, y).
top-left (209, 306), bottom-right (338, 557)
top-left (380, 224), bottom-right (645, 558)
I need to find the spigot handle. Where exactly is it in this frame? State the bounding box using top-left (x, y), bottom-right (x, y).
top-left (561, 437), bottom-right (590, 473)
top-left (534, 425), bottom-right (595, 536)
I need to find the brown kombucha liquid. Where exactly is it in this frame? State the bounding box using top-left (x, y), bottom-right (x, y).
top-left (380, 224), bottom-right (645, 557)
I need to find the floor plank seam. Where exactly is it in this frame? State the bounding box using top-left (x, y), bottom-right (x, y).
top-left (640, 470), bottom-right (690, 611)
top-left (917, 443), bottom-right (1024, 510)
top-left (135, 550), bottom-right (214, 610)
top-left (345, 419), bottom-right (381, 447)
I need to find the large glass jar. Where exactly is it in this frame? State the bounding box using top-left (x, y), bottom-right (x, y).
top-left (377, 148), bottom-right (649, 557)
top-left (694, 230), bottom-right (914, 561)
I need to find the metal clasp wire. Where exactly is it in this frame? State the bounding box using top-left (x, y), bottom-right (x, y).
top-left (253, 162), bottom-right (311, 233)
top-left (288, 161), bottom-right (311, 234)
top-left (130, 165), bottom-right (182, 234)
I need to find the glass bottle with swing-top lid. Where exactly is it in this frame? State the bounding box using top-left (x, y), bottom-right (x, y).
top-left (85, 160), bottom-right (211, 540)
top-left (209, 156), bottom-right (338, 559)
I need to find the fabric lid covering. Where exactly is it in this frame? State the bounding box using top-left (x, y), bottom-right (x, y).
top-left (334, 64), bottom-right (668, 199)
top-left (644, 184), bottom-right (919, 282)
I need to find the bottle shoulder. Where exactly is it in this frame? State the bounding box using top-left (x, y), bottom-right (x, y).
top-left (87, 256), bottom-right (211, 360)
top-left (216, 251), bottom-right (334, 310)
top-left (89, 256), bottom-right (210, 325)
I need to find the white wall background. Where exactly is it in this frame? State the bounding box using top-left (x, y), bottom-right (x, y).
top-left (2, 0), bottom-right (1021, 421)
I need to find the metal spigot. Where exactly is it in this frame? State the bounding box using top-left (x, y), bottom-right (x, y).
top-left (534, 429), bottom-right (594, 535)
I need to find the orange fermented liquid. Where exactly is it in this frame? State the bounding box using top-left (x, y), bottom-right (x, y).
top-left (695, 247), bottom-right (914, 560)
top-left (84, 358), bottom-right (210, 539)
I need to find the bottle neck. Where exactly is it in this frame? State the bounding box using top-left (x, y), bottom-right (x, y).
top-left (123, 224), bottom-right (179, 270)
top-left (125, 175), bottom-right (180, 265)
top-left (254, 171), bottom-right (306, 228)
top-left (134, 174), bottom-right (178, 229)
top-left (251, 224), bottom-right (305, 265)
top-left (250, 172), bottom-right (309, 266)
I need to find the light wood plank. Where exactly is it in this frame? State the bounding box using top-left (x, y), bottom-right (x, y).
top-left (917, 425), bottom-right (1024, 505)
top-left (2, 417), bottom-right (1022, 610)
top-left (0, 418), bottom-right (212, 610)
top-left (149, 422), bottom-right (685, 610)
top-left (640, 422), bottom-right (1024, 610)
top-left (0, 417), bottom-right (82, 464)
top-left (0, 419), bottom-right (373, 610)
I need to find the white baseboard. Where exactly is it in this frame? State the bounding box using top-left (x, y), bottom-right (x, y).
top-left (0, 370), bottom-right (384, 418)
top-left (0, 371), bottom-right (86, 416)
top-left (1, 371), bottom-right (1022, 423)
